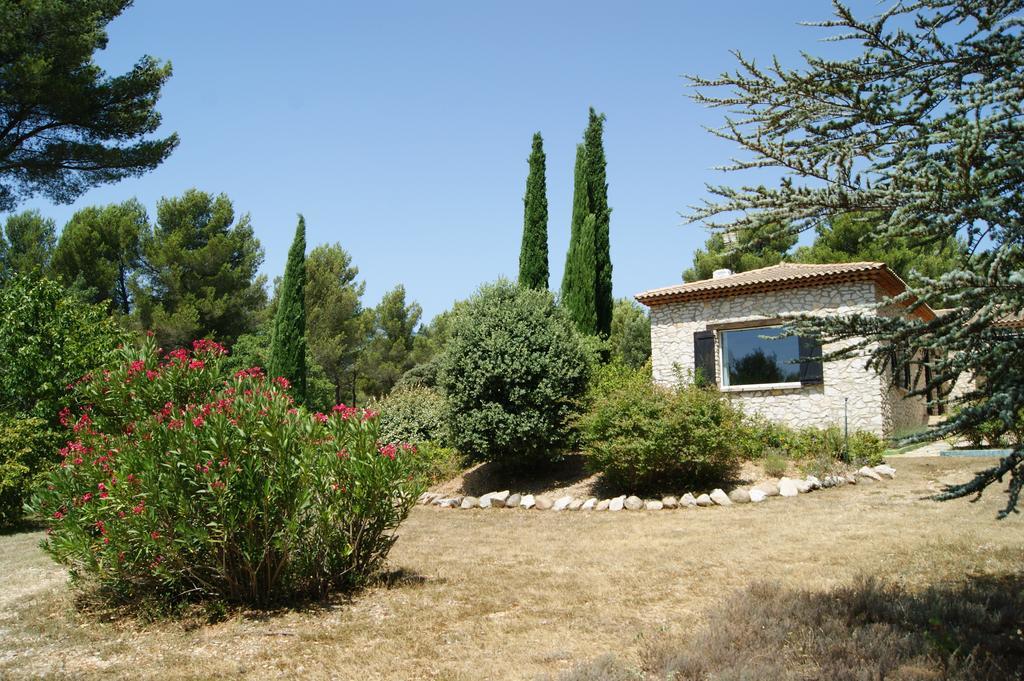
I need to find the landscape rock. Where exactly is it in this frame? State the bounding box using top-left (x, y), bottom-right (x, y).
top-left (644, 500), bottom-right (664, 511)
top-left (778, 478), bottom-right (799, 497)
top-left (874, 464), bottom-right (896, 479)
top-left (505, 493), bottom-right (522, 509)
top-left (581, 498), bottom-right (597, 510)
top-left (755, 481), bottom-right (780, 497)
top-left (609, 496), bottom-right (626, 512)
top-left (624, 495), bottom-right (644, 511)
top-left (680, 493), bottom-right (698, 507)
top-left (857, 466), bottom-right (883, 481)
top-left (728, 488), bottom-right (751, 504)
top-left (596, 499), bottom-right (611, 511)
top-left (553, 495), bottom-right (574, 511)
top-left (534, 495), bottom-right (554, 510)
top-left (662, 496), bottom-right (678, 509)
top-left (490, 497), bottom-right (505, 508)
top-left (460, 496), bottom-right (479, 509)
top-left (437, 498), bottom-right (458, 508)
top-left (845, 473), bottom-right (858, 485)
top-left (520, 494), bottom-right (535, 510)
top-left (695, 493), bottom-right (713, 507)
top-left (710, 488), bottom-right (732, 506)
top-left (748, 488), bottom-right (767, 503)
top-left (795, 479), bottom-right (812, 494)
top-left (478, 494), bottom-right (492, 508)
top-left (805, 475), bottom-right (822, 490)
top-left (568, 499), bottom-right (584, 511)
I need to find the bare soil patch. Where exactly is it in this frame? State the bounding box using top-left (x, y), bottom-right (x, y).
top-left (0, 457), bottom-right (1020, 680)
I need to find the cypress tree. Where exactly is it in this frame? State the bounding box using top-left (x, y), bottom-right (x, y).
top-left (269, 215), bottom-right (308, 403)
top-left (584, 108), bottom-right (613, 336)
top-left (518, 132), bottom-right (549, 290)
top-left (560, 145), bottom-right (597, 334)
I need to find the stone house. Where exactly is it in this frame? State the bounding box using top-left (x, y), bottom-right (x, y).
top-left (635, 262), bottom-right (935, 437)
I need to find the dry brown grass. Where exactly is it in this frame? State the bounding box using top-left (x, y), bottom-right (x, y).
top-left (1, 456), bottom-right (1021, 680)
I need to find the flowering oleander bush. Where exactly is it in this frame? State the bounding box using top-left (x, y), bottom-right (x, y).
top-left (29, 336), bottom-right (423, 607)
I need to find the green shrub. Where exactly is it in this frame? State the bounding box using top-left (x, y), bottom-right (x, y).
top-left (438, 280), bottom-right (590, 466)
top-left (409, 441), bottom-right (463, 484)
top-left (741, 417), bottom-right (885, 466)
top-left (847, 430), bottom-right (886, 465)
top-left (578, 369), bottom-right (744, 491)
top-left (762, 450), bottom-right (788, 478)
top-left (29, 336), bottom-right (423, 607)
top-left (376, 385), bottom-right (448, 447)
top-left (0, 414), bottom-right (58, 526)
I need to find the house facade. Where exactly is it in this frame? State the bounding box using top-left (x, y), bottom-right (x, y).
top-left (636, 262), bottom-right (934, 438)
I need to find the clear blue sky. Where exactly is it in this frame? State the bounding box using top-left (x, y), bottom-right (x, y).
top-left (23, 0), bottom-right (848, 321)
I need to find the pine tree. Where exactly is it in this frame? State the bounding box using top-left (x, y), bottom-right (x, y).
top-left (689, 0), bottom-right (1024, 517)
top-left (561, 145), bottom-right (597, 334)
top-left (269, 216), bottom-right (308, 403)
top-left (584, 108), bottom-right (613, 336)
top-left (518, 132), bottom-right (549, 290)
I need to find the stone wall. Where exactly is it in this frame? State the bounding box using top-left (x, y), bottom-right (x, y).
top-left (648, 280), bottom-right (928, 436)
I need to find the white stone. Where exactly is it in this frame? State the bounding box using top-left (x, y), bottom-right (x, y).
top-left (873, 464), bottom-right (896, 479)
top-left (778, 478), bottom-right (799, 497)
top-left (568, 499), bottom-right (584, 511)
top-left (609, 496), bottom-right (626, 512)
top-left (460, 496), bottom-right (479, 509)
top-left (478, 494), bottom-right (492, 508)
top-left (695, 493), bottom-right (713, 507)
top-left (581, 498), bottom-right (597, 510)
top-left (710, 489), bottom-right (732, 506)
top-left (596, 499), bottom-right (611, 511)
top-left (795, 479), bottom-right (812, 494)
top-left (858, 466), bottom-right (883, 481)
top-left (805, 475), bottom-right (822, 490)
top-left (680, 493), bottom-right (697, 507)
top-left (644, 500), bottom-right (664, 511)
top-left (520, 494), bottom-right (536, 510)
top-left (749, 488), bottom-right (767, 503)
top-left (553, 495), bottom-right (574, 511)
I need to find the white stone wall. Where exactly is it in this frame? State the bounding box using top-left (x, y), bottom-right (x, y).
top-left (648, 280), bottom-right (927, 437)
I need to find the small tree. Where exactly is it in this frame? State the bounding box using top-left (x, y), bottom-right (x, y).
top-left (0, 210), bottom-right (56, 281)
top-left (439, 279), bottom-right (590, 466)
top-left (269, 216), bottom-right (308, 403)
top-left (519, 132), bottom-right (549, 290)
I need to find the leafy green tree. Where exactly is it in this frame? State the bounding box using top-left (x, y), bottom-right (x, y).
top-left (439, 279), bottom-right (590, 466)
top-left (306, 243), bottom-right (364, 404)
top-left (519, 132), bottom-right (549, 290)
top-left (561, 145), bottom-right (598, 334)
top-left (792, 213), bottom-right (967, 282)
top-left (50, 199), bottom-right (147, 314)
top-left (358, 285), bottom-right (421, 399)
top-left (269, 216), bottom-right (308, 402)
top-left (134, 189), bottom-right (266, 347)
top-left (397, 303), bottom-right (466, 390)
top-left (683, 225), bottom-right (796, 282)
top-left (609, 298), bottom-right (651, 369)
top-left (584, 108), bottom-right (613, 336)
top-left (689, 0), bottom-right (1024, 516)
top-left (0, 210), bottom-right (56, 281)
top-left (0, 0), bottom-right (177, 211)
top-left (0, 275), bottom-right (127, 525)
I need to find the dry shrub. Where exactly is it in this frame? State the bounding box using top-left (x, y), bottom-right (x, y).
top-left (557, 575), bottom-right (1024, 681)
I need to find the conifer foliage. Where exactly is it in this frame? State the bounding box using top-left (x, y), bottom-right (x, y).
top-left (270, 216), bottom-right (308, 403)
top-left (689, 0), bottom-right (1024, 517)
top-left (560, 109), bottom-right (612, 336)
top-left (518, 132), bottom-right (549, 290)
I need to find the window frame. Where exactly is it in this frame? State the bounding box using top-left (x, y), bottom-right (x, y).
top-left (718, 323), bottom-right (804, 391)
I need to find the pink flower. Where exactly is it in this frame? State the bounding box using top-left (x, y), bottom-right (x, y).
top-left (192, 339), bottom-right (227, 356)
top-left (192, 415), bottom-right (205, 428)
top-left (189, 359), bottom-right (205, 370)
top-left (150, 531), bottom-right (160, 540)
top-left (336, 449), bottom-right (349, 459)
top-left (379, 443), bottom-right (397, 460)
top-left (145, 369), bottom-right (160, 381)
top-left (313, 412), bottom-right (329, 423)
top-left (274, 376), bottom-right (291, 390)
top-left (53, 510), bottom-right (64, 520)
top-left (58, 407), bottom-right (72, 427)
top-left (132, 502), bottom-right (145, 515)
top-left (332, 404), bottom-right (358, 420)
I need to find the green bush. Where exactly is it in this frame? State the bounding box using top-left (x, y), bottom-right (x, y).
top-left (29, 336), bottom-right (423, 607)
top-left (376, 385), bottom-right (448, 447)
top-left (578, 367), bottom-right (744, 491)
top-left (438, 280), bottom-right (590, 466)
top-left (762, 450), bottom-right (788, 478)
top-left (0, 414), bottom-right (58, 526)
top-left (741, 417), bottom-right (885, 466)
top-left (408, 441), bottom-right (463, 484)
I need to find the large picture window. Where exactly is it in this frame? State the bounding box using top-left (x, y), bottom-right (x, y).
top-left (720, 325), bottom-right (801, 387)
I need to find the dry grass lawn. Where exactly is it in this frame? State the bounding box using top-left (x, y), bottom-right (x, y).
top-left (1, 456), bottom-right (1021, 680)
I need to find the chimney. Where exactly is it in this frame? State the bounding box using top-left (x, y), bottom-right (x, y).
top-left (712, 268), bottom-right (733, 280)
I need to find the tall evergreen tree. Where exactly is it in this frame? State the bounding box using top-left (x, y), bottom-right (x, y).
top-left (0, 210), bottom-right (56, 281)
top-left (357, 285), bottom-right (421, 399)
top-left (584, 108), bottom-right (613, 336)
top-left (134, 189), bottom-right (266, 347)
top-left (519, 132), bottom-right (549, 290)
top-left (305, 243), bottom-right (365, 404)
top-left (268, 215), bottom-right (307, 401)
top-left (269, 216), bottom-right (308, 403)
top-left (560, 145), bottom-right (597, 334)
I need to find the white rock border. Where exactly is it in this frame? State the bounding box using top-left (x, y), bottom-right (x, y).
top-left (417, 464), bottom-right (897, 512)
